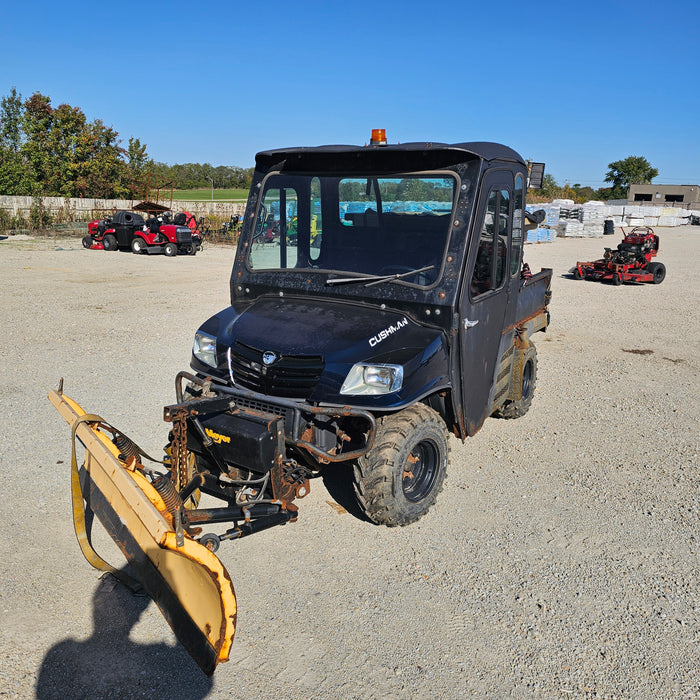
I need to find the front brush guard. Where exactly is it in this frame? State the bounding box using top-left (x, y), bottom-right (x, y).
top-left (174, 371), bottom-right (377, 464)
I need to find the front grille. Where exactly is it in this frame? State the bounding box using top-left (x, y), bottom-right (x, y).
top-left (176, 226), bottom-right (193, 243)
top-left (230, 342), bottom-right (324, 399)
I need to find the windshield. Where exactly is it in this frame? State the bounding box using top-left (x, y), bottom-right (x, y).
top-left (248, 173), bottom-right (456, 287)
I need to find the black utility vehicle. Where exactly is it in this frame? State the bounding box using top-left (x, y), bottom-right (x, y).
top-left (84, 209), bottom-right (146, 250)
top-left (175, 134), bottom-right (552, 532)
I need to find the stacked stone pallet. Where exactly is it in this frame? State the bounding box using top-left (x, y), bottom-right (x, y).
top-left (530, 202), bottom-right (695, 236)
top-left (581, 203), bottom-right (605, 237)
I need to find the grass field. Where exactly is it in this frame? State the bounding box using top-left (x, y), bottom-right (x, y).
top-left (170, 188), bottom-right (249, 201)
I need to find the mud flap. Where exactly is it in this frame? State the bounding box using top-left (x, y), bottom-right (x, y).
top-left (48, 387), bottom-right (237, 676)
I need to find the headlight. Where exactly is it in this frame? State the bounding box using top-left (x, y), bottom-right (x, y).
top-left (193, 331), bottom-right (217, 367)
top-left (340, 363), bottom-right (403, 395)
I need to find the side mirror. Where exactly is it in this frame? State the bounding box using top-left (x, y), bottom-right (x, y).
top-left (527, 162), bottom-right (545, 190)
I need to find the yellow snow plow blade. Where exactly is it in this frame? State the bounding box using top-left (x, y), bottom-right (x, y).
top-left (48, 385), bottom-right (236, 676)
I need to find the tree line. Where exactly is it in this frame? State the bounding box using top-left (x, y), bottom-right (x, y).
top-left (529, 156), bottom-right (658, 203)
top-left (0, 89), bottom-right (253, 199)
top-left (0, 88), bottom-right (657, 203)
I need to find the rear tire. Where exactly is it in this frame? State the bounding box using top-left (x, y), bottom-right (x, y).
top-left (103, 234), bottom-right (118, 251)
top-left (495, 343), bottom-right (537, 419)
top-left (131, 237), bottom-right (146, 254)
top-left (164, 242), bottom-right (177, 257)
top-left (612, 272), bottom-right (622, 285)
top-left (647, 262), bottom-right (666, 284)
top-left (82, 235), bottom-right (93, 249)
top-left (353, 403), bottom-right (449, 527)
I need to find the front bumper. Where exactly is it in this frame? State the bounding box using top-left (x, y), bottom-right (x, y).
top-left (175, 371), bottom-right (377, 465)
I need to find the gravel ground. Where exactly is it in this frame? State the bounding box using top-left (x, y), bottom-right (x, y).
top-left (0, 228), bottom-right (697, 699)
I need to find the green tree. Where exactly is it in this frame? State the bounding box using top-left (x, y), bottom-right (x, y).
top-left (531, 173), bottom-right (559, 199)
top-left (0, 87), bottom-right (23, 152)
top-left (604, 156), bottom-right (658, 200)
top-left (17, 92), bottom-right (129, 198)
top-left (0, 88), bottom-right (28, 193)
top-left (125, 137), bottom-right (150, 197)
top-left (46, 102), bottom-right (88, 195)
top-left (571, 185), bottom-right (599, 203)
top-left (21, 92), bottom-right (54, 194)
top-left (73, 119), bottom-right (127, 198)
top-left (0, 88), bottom-right (254, 198)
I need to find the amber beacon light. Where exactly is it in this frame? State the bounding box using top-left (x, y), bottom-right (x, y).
top-left (369, 128), bottom-right (387, 145)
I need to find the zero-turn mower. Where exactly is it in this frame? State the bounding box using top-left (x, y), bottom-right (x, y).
top-left (572, 226), bottom-right (666, 285)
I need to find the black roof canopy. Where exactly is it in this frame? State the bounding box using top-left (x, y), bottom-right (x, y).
top-left (255, 141), bottom-right (525, 174)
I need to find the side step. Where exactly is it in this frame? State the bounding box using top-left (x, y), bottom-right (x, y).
top-left (48, 386), bottom-right (237, 676)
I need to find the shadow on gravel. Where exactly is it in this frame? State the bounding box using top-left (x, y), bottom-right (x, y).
top-left (320, 460), bottom-right (373, 523)
top-left (35, 573), bottom-right (213, 699)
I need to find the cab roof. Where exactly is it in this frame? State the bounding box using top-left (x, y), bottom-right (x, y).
top-left (255, 141), bottom-right (525, 174)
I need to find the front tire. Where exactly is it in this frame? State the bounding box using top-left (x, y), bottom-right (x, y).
top-left (647, 262), bottom-right (666, 284)
top-left (495, 342), bottom-right (537, 419)
top-left (353, 403), bottom-right (449, 527)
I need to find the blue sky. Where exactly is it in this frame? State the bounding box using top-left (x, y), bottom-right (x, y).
top-left (3, 0), bottom-right (699, 188)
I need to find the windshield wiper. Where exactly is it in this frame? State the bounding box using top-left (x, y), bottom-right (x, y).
top-left (326, 265), bottom-right (435, 287)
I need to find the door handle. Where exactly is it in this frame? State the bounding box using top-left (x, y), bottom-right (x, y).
top-left (463, 318), bottom-right (479, 329)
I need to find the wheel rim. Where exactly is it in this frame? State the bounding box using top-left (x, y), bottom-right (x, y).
top-left (522, 359), bottom-right (533, 399)
top-left (402, 439), bottom-right (440, 503)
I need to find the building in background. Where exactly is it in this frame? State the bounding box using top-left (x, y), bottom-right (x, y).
top-left (628, 184), bottom-right (700, 208)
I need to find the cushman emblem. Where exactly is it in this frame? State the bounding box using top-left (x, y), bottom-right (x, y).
top-left (262, 351), bottom-right (278, 365)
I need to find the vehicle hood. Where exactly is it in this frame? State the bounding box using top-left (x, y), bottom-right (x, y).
top-left (200, 296), bottom-right (450, 408)
top-left (219, 296), bottom-right (419, 359)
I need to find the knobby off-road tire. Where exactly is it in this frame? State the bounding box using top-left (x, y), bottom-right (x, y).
top-left (647, 262), bottom-right (666, 284)
top-left (495, 342), bottom-right (538, 419)
top-left (353, 403), bottom-right (449, 527)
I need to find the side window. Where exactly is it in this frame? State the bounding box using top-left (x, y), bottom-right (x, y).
top-left (470, 190), bottom-right (496, 296)
top-left (250, 186), bottom-right (298, 268)
top-left (497, 189), bottom-right (509, 287)
top-left (511, 175), bottom-right (524, 276)
top-left (471, 187), bottom-right (510, 297)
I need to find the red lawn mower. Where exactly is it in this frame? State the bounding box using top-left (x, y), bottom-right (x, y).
top-left (572, 227), bottom-right (666, 285)
top-left (130, 212), bottom-right (202, 256)
top-left (84, 210), bottom-right (202, 256)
